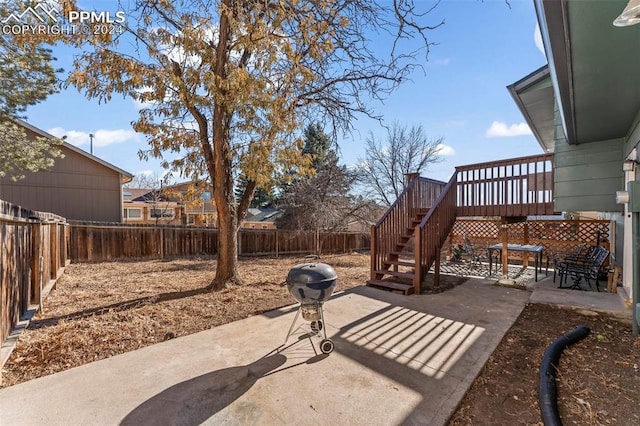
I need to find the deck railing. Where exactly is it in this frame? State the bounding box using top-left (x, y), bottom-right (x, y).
top-left (414, 174), bottom-right (458, 292)
top-left (370, 177), bottom-right (446, 279)
top-left (455, 153), bottom-right (554, 217)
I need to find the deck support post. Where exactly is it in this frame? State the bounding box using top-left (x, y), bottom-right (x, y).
top-left (414, 226), bottom-right (422, 294)
top-left (523, 222), bottom-right (529, 268)
top-left (370, 225), bottom-right (377, 281)
top-left (501, 220), bottom-right (509, 279)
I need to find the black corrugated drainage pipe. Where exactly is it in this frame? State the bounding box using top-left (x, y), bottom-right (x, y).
top-left (538, 325), bottom-right (591, 426)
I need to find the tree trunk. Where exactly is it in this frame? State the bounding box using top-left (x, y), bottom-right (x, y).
top-left (209, 1), bottom-right (241, 290)
top-left (211, 126), bottom-right (241, 288)
top-left (213, 201), bottom-right (239, 288)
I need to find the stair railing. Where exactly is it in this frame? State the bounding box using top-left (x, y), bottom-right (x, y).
top-left (370, 177), bottom-right (446, 280)
top-left (413, 173), bottom-right (458, 292)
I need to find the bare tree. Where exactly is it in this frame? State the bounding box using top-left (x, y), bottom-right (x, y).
top-left (277, 157), bottom-right (379, 255)
top-left (357, 122), bottom-right (444, 206)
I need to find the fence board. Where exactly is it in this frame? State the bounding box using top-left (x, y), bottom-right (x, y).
top-left (1, 200), bottom-right (67, 348)
top-left (68, 223), bottom-right (369, 262)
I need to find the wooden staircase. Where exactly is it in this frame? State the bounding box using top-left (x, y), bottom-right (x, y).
top-left (368, 153), bottom-right (555, 296)
top-left (367, 208), bottom-right (430, 295)
top-left (368, 173), bottom-right (459, 295)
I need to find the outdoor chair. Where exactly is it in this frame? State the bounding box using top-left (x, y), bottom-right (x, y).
top-left (550, 243), bottom-right (588, 283)
top-left (462, 236), bottom-right (481, 266)
top-left (446, 236), bottom-right (478, 265)
top-left (557, 246), bottom-right (610, 291)
top-left (462, 235), bottom-right (498, 268)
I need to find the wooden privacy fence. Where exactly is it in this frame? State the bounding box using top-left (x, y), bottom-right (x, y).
top-left (69, 223), bottom-right (370, 262)
top-left (1, 200), bottom-right (68, 348)
top-left (448, 219), bottom-right (611, 261)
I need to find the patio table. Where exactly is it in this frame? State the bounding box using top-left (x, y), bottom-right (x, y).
top-left (487, 243), bottom-right (545, 282)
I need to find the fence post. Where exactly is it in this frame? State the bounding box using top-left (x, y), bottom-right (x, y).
top-left (39, 255), bottom-right (44, 313)
top-left (30, 222), bottom-right (43, 307)
top-left (275, 229), bottom-right (279, 258)
top-left (160, 227), bottom-right (164, 259)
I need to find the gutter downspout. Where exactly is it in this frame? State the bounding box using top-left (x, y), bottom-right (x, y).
top-left (632, 200), bottom-right (639, 336)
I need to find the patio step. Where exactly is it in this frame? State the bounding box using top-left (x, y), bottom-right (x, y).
top-left (366, 279), bottom-right (414, 295)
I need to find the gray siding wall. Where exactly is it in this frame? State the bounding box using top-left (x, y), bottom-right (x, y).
top-left (0, 131), bottom-right (123, 222)
top-left (553, 107), bottom-right (624, 212)
top-left (623, 109), bottom-right (640, 158)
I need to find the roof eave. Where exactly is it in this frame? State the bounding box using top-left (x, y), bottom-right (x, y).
top-left (534, 0), bottom-right (578, 145)
top-left (507, 65), bottom-right (553, 153)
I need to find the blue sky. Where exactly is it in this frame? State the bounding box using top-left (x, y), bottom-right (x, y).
top-left (24, 0), bottom-right (547, 183)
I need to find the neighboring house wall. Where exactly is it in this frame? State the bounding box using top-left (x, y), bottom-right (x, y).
top-left (122, 182), bottom-right (217, 226)
top-left (553, 107), bottom-right (625, 213)
top-left (0, 125), bottom-right (130, 222)
top-left (123, 202), bottom-right (183, 225)
top-left (241, 221), bottom-right (276, 229)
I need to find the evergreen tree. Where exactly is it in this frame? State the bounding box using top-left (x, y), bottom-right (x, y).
top-left (0, 5), bottom-right (63, 180)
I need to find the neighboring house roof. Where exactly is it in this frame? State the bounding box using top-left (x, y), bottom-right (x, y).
top-left (245, 208), bottom-right (284, 223)
top-left (122, 188), bottom-right (160, 202)
top-left (15, 118), bottom-right (133, 182)
top-left (530, 0), bottom-right (640, 148)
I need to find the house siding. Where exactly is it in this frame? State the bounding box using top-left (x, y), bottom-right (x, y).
top-left (0, 128), bottom-right (124, 222)
top-left (553, 106), bottom-right (624, 213)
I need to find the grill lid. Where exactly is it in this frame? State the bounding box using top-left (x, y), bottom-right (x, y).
top-left (287, 263), bottom-right (337, 285)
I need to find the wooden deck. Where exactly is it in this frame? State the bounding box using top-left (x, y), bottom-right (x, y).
top-left (456, 153), bottom-right (554, 217)
top-left (369, 154), bottom-right (557, 294)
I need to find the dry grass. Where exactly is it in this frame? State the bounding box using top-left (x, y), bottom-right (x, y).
top-left (1, 253), bottom-right (369, 387)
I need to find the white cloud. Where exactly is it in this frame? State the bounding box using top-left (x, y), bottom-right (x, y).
top-left (485, 121), bottom-right (532, 138)
top-left (132, 86), bottom-right (156, 110)
top-left (534, 24), bottom-right (545, 56)
top-left (48, 127), bottom-right (140, 147)
top-left (436, 144), bottom-right (455, 156)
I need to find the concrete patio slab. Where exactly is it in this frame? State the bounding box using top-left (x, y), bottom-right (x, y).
top-left (527, 274), bottom-right (632, 321)
top-left (0, 278), bottom-right (530, 426)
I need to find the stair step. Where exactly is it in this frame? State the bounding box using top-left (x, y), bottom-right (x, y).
top-left (367, 279), bottom-right (415, 295)
top-left (390, 251), bottom-right (416, 259)
top-left (375, 269), bottom-right (415, 280)
top-left (384, 259), bottom-right (415, 267)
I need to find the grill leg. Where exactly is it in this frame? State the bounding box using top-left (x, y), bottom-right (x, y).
top-left (284, 306), bottom-right (302, 346)
top-left (318, 304), bottom-right (328, 341)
